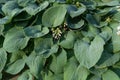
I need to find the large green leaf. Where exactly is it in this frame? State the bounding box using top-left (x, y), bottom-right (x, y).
top-left (34, 37), bottom-right (58, 58)
top-left (67, 4), bottom-right (86, 18)
top-left (74, 35), bottom-right (105, 68)
top-left (24, 1), bottom-right (49, 15)
top-left (0, 48), bottom-right (7, 72)
top-left (59, 31), bottom-right (76, 49)
top-left (72, 66), bottom-right (89, 80)
top-left (50, 49), bottom-right (67, 74)
top-left (2, 1), bottom-right (22, 17)
top-left (5, 59), bottom-right (25, 74)
top-left (3, 27), bottom-right (30, 52)
top-left (24, 25), bottom-right (49, 38)
top-left (18, 70), bottom-right (33, 80)
top-left (42, 5), bottom-right (67, 27)
top-left (97, 53), bottom-right (120, 68)
top-left (44, 71), bottom-right (63, 80)
top-left (110, 22), bottom-right (120, 53)
top-left (25, 52), bottom-right (45, 79)
top-left (64, 57), bottom-right (78, 80)
top-left (102, 70), bottom-right (120, 80)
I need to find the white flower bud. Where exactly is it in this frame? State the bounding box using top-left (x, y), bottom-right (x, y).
top-left (117, 31), bottom-right (120, 36)
top-left (117, 26), bottom-right (120, 31)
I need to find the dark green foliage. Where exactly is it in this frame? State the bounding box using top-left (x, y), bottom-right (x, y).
top-left (0, 0), bottom-right (120, 80)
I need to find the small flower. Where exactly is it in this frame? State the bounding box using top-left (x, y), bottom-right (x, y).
top-left (117, 31), bottom-right (120, 36)
top-left (52, 28), bottom-right (62, 39)
top-left (117, 26), bottom-right (120, 31)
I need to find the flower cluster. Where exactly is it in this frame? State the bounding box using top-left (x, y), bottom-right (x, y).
top-left (52, 28), bottom-right (62, 39)
top-left (117, 26), bottom-right (120, 36)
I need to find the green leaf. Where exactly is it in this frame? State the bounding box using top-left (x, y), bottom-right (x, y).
top-left (64, 57), bottom-right (78, 80)
top-left (0, 73), bottom-right (2, 80)
top-left (24, 1), bottom-right (49, 15)
top-left (86, 14), bottom-right (100, 27)
top-left (2, 1), bottom-right (22, 17)
top-left (50, 49), bottom-right (67, 74)
top-left (102, 70), bottom-right (120, 80)
top-left (24, 25), bottom-right (49, 38)
top-left (67, 4), bottom-right (86, 18)
top-left (25, 52), bottom-right (45, 79)
top-left (0, 25), bottom-right (4, 35)
top-left (100, 26), bottom-right (112, 42)
top-left (0, 48), bottom-right (7, 72)
top-left (5, 59), bottom-right (25, 74)
top-left (44, 71), bottom-right (63, 80)
top-left (34, 37), bottom-right (58, 58)
top-left (74, 35), bottom-right (105, 68)
top-left (42, 5), bottom-right (67, 27)
top-left (72, 66), bottom-right (89, 80)
top-left (0, 16), bottom-right (11, 25)
top-left (112, 12), bottom-right (120, 22)
top-left (110, 22), bottom-right (120, 53)
top-left (3, 27), bottom-right (30, 52)
top-left (17, 0), bottom-right (36, 7)
top-left (97, 53), bottom-right (120, 68)
top-left (59, 31), bottom-right (76, 49)
top-left (18, 70), bottom-right (33, 80)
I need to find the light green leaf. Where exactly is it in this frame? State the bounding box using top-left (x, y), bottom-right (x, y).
top-left (0, 48), bottom-right (7, 72)
top-left (74, 35), bottom-right (105, 68)
top-left (102, 70), bottom-right (120, 80)
top-left (64, 57), bottom-right (78, 80)
top-left (25, 52), bottom-right (45, 79)
top-left (59, 31), bottom-right (76, 49)
top-left (34, 37), bottom-right (58, 58)
top-left (0, 73), bottom-right (2, 80)
top-left (111, 22), bottom-right (120, 53)
top-left (24, 1), bottom-right (49, 15)
top-left (44, 71), bottom-right (63, 80)
top-left (18, 70), bottom-right (33, 80)
top-left (24, 25), bottom-right (49, 38)
top-left (72, 66), bottom-right (89, 80)
top-left (5, 59), bottom-right (25, 74)
top-left (50, 49), bottom-right (67, 74)
top-left (42, 5), bottom-right (67, 27)
top-left (3, 27), bottom-right (30, 52)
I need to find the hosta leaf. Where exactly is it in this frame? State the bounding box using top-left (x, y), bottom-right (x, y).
top-left (17, 0), bottom-right (36, 7)
top-left (100, 26), bottom-right (112, 42)
top-left (42, 5), bottom-right (67, 27)
top-left (97, 53), bottom-right (120, 68)
top-left (34, 37), bottom-right (58, 58)
top-left (3, 27), bottom-right (30, 52)
top-left (72, 66), bottom-right (89, 80)
top-left (98, 1), bottom-right (119, 6)
top-left (102, 70), bottom-right (120, 80)
top-left (50, 49), bottom-right (67, 74)
top-left (0, 48), bottom-right (7, 72)
top-left (64, 57), bottom-right (78, 80)
top-left (110, 22), bottom-right (120, 53)
top-left (0, 73), bottom-right (2, 80)
top-left (25, 52), bottom-right (45, 79)
top-left (24, 1), bottom-right (49, 15)
top-left (59, 31), bottom-right (76, 49)
top-left (74, 35), bottom-right (105, 68)
top-left (2, 1), bottom-right (22, 17)
top-left (67, 4), bottom-right (86, 18)
top-left (18, 70), bottom-right (33, 80)
top-left (5, 59), bottom-right (25, 74)
top-left (0, 25), bottom-right (4, 35)
top-left (0, 16), bottom-right (11, 25)
top-left (86, 14), bottom-right (100, 27)
top-left (44, 71), bottom-right (63, 80)
top-left (24, 25), bottom-right (49, 38)
top-left (112, 12), bottom-right (120, 22)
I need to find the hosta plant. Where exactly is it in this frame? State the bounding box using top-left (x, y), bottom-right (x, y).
top-left (0, 0), bottom-right (120, 80)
